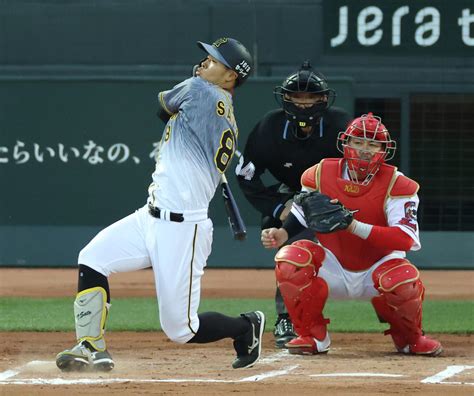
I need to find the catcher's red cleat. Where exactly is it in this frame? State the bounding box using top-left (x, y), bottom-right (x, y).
top-left (285, 333), bottom-right (331, 355)
top-left (391, 333), bottom-right (442, 356)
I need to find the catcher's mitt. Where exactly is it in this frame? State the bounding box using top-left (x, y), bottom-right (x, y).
top-left (293, 191), bottom-right (354, 233)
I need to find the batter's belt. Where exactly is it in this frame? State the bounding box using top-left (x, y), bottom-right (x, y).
top-left (148, 203), bottom-right (184, 222)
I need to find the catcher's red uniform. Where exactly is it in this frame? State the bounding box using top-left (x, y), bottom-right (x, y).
top-left (300, 158), bottom-right (418, 271)
top-left (275, 157), bottom-right (442, 356)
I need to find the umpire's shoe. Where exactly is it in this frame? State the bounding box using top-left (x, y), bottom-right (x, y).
top-left (56, 340), bottom-right (114, 372)
top-left (274, 315), bottom-right (296, 349)
top-left (232, 311), bottom-right (266, 369)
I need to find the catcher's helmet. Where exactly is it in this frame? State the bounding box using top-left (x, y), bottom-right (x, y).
top-left (197, 37), bottom-right (253, 86)
top-left (274, 61), bottom-right (336, 133)
top-left (337, 113), bottom-right (396, 185)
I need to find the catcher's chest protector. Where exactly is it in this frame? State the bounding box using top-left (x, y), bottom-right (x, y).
top-left (317, 159), bottom-right (398, 271)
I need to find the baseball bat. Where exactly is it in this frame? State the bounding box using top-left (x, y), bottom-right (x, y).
top-left (221, 173), bottom-right (247, 241)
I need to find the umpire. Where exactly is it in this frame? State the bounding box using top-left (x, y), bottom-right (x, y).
top-left (235, 61), bottom-right (352, 348)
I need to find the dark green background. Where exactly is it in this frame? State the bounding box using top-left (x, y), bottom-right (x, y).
top-left (0, 78), bottom-right (356, 268)
top-left (0, 78), bottom-right (354, 227)
top-left (0, 0), bottom-right (472, 268)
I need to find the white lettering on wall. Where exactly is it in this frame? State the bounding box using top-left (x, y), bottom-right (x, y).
top-left (331, 6), bottom-right (348, 47)
top-left (415, 7), bottom-right (440, 46)
top-left (330, 4), bottom-right (471, 49)
top-left (392, 6), bottom-right (410, 46)
top-left (458, 8), bottom-right (474, 46)
top-left (358, 6), bottom-right (384, 46)
top-left (0, 140), bottom-right (158, 165)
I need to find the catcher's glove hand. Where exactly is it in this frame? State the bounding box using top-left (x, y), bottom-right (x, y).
top-left (293, 191), bottom-right (354, 233)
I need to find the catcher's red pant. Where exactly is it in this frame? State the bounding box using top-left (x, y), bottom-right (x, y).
top-left (275, 240), bottom-right (329, 341)
top-left (371, 259), bottom-right (427, 349)
top-left (275, 242), bottom-right (440, 354)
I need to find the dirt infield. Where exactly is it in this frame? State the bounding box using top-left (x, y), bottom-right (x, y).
top-left (0, 269), bottom-right (473, 395)
top-left (1, 268), bottom-right (473, 299)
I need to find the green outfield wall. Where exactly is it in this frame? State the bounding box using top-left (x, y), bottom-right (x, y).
top-left (0, 76), bottom-right (357, 267)
top-left (0, 0), bottom-right (472, 269)
top-left (0, 76), bottom-right (472, 268)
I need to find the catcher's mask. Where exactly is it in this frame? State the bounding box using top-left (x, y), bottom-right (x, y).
top-left (337, 113), bottom-right (396, 185)
top-left (197, 37), bottom-right (253, 86)
top-left (274, 60), bottom-right (336, 138)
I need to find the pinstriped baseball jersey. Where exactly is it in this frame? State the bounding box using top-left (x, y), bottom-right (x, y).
top-left (148, 77), bottom-right (238, 211)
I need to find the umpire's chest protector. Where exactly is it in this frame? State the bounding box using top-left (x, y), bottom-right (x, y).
top-left (316, 159), bottom-right (398, 271)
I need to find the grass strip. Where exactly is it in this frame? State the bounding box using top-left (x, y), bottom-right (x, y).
top-left (0, 297), bottom-right (472, 333)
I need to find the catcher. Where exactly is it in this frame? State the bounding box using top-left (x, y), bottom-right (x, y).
top-left (261, 112), bottom-right (443, 356)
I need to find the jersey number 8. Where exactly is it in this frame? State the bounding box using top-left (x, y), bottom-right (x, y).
top-left (215, 129), bottom-right (235, 173)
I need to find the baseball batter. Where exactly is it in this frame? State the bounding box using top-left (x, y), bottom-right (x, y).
top-left (261, 113), bottom-right (442, 356)
top-left (56, 37), bottom-right (265, 372)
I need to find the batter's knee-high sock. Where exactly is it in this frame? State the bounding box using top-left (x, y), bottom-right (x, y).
top-left (78, 264), bottom-right (111, 303)
top-left (188, 312), bottom-right (251, 343)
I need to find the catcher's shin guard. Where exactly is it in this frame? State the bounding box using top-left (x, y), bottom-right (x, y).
top-left (74, 287), bottom-right (109, 351)
top-left (275, 241), bottom-right (330, 352)
top-left (372, 259), bottom-right (442, 356)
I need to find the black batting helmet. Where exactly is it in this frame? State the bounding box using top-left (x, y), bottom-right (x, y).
top-left (274, 61), bottom-right (336, 130)
top-left (197, 37), bottom-right (253, 86)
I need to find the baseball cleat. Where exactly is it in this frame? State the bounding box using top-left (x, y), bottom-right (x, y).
top-left (273, 315), bottom-right (296, 349)
top-left (232, 311), bottom-right (266, 369)
top-left (286, 333), bottom-right (331, 355)
top-left (393, 334), bottom-right (443, 357)
top-left (56, 340), bottom-right (115, 372)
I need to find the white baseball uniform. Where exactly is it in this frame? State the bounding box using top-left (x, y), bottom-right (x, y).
top-left (79, 77), bottom-right (238, 343)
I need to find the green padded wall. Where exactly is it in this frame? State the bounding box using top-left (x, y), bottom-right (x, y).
top-left (0, 77), bottom-right (354, 267)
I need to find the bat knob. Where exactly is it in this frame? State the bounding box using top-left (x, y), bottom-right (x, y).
top-left (234, 231), bottom-right (247, 241)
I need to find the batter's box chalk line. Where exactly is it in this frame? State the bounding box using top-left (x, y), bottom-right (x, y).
top-left (310, 373), bottom-right (405, 378)
top-left (259, 350), bottom-right (298, 363)
top-left (3, 360), bottom-right (473, 386)
top-left (308, 364), bottom-right (474, 385)
top-left (421, 365), bottom-right (474, 385)
top-left (0, 360), bottom-right (299, 385)
top-left (0, 360), bottom-right (51, 381)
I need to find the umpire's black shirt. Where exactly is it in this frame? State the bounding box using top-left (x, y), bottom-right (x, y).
top-left (236, 107), bottom-right (352, 222)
